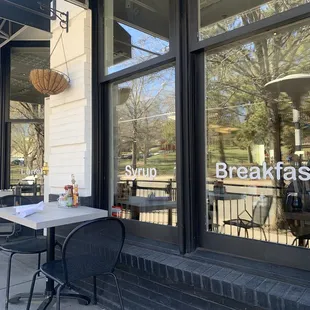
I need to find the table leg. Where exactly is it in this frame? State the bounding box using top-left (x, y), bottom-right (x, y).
top-left (168, 209), bottom-right (172, 226)
top-left (45, 227), bottom-right (55, 296)
top-left (215, 200), bottom-right (219, 232)
top-left (298, 237), bottom-right (306, 247)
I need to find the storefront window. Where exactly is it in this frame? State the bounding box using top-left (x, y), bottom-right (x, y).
top-left (112, 67), bottom-right (177, 225)
top-left (9, 47), bottom-right (48, 193)
top-left (104, 0), bottom-right (170, 74)
top-left (10, 123), bottom-right (44, 192)
top-left (205, 20), bottom-right (310, 246)
top-left (199, 0), bottom-right (309, 41)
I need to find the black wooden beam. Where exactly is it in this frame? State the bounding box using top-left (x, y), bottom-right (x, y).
top-left (0, 0), bottom-right (50, 32)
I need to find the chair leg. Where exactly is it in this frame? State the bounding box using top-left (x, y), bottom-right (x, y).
top-left (37, 253), bottom-right (41, 270)
top-left (260, 227), bottom-right (267, 241)
top-left (93, 276), bottom-right (97, 305)
top-left (26, 270), bottom-right (40, 310)
top-left (245, 229), bottom-right (249, 238)
top-left (292, 238), bottom-right (297, 246)
top-left (37, 253), bottom-right (41, 277)
top-left (56, 284), bottom-right (65, 310)
top-left (109, 273), bottom-right (124, 310)
top-left (5, 253), bottom-right (14, 310)
top-left (237, 227), bottom-right (241, 236)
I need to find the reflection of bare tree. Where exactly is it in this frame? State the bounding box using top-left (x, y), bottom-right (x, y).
top-left (117, 69), bottom-right (174, 169)
top-left (206, 12), bottom-right (310, 227)
top-left (11, 124), bottom-right (35, 170)
top-left (10, 102), bottom-right (44, 170)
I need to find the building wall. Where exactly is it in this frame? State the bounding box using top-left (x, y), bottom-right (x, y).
top-left (44, 0), bottom-right (92, 200)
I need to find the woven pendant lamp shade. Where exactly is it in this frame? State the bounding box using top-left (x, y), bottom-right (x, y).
top-left (29, 69), bottom-right (70, 96)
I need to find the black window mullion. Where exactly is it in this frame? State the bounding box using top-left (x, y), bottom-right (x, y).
top-left (0, 46), bottom-right (11, 189)
top-left (188, 0), bottom-right (199, 49)
top-left (169, 0), bottom-right (177, 54)
top-left (100, 52), bottom-right (175, 84)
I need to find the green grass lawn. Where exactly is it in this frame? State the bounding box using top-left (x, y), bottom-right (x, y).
top-left (10, 165), bottom-right (24, 184)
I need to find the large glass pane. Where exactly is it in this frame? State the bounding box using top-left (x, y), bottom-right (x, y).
top-left (199, 0), bottom-right (309, 41)
top-left (205, 20), bottom-right (310, 247)
top-left (10, 123), bottom-right (44, 194)
top-left (9, 47), bottom-right (47, 194)
top-left (10, 47), bottom-right (48, 120)
top-left (10, 102), bottom-right (44, 120)
top-left (112, 67), bottom-right (177, 226)
top-left (104, 0), bottom-right (170, 75)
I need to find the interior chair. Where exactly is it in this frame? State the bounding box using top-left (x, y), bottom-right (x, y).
top-left (0, 195), bottom-right (47, 310)
top-left (283, 182), bottom-right (310, 247)
top-left (289, 224), bottom-right (310, 247)
top-left (26, 217), bottom-right (125, 310)
top-left (223, 196), bottom-right (273, 241)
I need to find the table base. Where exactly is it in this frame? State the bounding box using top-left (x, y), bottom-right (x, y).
top-left (9, 292), bottom-right (45, 304)
top-left (9, 291), bottom-right (91, 309)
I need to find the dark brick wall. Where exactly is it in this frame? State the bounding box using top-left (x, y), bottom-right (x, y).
top-left (54, 236), bottom-right (310, 310)
top-left (51, 196), bottom-right (310, 310)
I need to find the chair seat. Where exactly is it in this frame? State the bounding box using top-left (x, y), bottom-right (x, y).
top-left (223, 218), bottom-right (261, 229)
top-left (40, 255), bottom-right (111, 285)
top-left (41, 260), bottom-right (66, 285)
top-left (0, 237), bottom-right (47, 254)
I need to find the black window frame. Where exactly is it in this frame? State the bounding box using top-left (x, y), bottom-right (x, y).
top-left (93, 0), bottom-right (182, 247)
top-left (191, 1), bottom-right (310, 270)
top-left (0, 41), bottom-right (48, 190)
top-left (92, 0), bottom-right (310, 263)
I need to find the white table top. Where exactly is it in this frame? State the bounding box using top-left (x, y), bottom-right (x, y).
top-left (0, 202), bottom-right (108, 230)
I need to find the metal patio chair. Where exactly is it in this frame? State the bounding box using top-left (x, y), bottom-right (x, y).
top-left (0, 195), bottom-right (47, 310)
top-left (223, 196), bottom-right (273, 241)
top-left (27, 217), bottom-right (125, 310)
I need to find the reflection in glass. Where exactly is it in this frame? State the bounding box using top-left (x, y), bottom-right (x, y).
top-left (199, 0), bottom-right (309, 41)
top-left (10, 123), bottom-right (44, 189)
top-left (112, 67), bottom-right (177, 226)
top-left (205, 20), bottom-right (310, 248)
top-left (10, 102), bottom-right (44, 120)
top-left (104, 0), bottom-right (170, 74)
top-left (9, 47), bottom-right (47, 191)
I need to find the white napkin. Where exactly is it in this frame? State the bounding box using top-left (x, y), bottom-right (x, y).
top-left (15, 201), bottom-right (45, 218)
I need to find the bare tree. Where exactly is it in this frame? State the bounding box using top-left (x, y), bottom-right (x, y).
top-left (116, 69), bottom-right (174, 169)
top-left (10, 102), bottom-right (44, 170)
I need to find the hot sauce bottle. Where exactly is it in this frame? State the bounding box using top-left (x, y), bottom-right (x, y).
top-left (73, 184), bottom-right (79, 207)
top-left (71, 174), bottom-right (79, 207)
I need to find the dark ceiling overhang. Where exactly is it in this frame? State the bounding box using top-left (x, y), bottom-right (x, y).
top-left (114, 0), bottom-right (169, 40)
top-left (0, 0), bottom-right (51, 33)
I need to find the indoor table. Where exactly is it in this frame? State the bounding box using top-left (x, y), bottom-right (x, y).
top-left (117, 196), bottom-right (176, 224)
top-left (208, 192), bottom-right (246, 232)
top-left (0, 201), bottom-right (108, 309)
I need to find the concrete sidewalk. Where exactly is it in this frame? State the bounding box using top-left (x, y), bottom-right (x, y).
top-left (0, 250), bottom-right (104, 310)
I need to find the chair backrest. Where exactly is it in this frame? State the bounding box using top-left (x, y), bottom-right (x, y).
top-left (0, 195), bottom-right (32, 207)
top-left (252, 196), bottom-right (273, 225)
top-left (62, 217), bottom-right (125, 283)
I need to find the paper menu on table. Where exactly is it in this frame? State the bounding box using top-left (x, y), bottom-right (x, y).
top-left (15, 201), bottom-right (45, 218)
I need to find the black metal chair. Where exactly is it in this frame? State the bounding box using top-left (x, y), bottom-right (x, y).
top-left (27, 217), bottom-right (125, 310)
top-left (0, 195), bottom-right (47, 310)
top-left (223, 196), bottom-right (273, 241)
